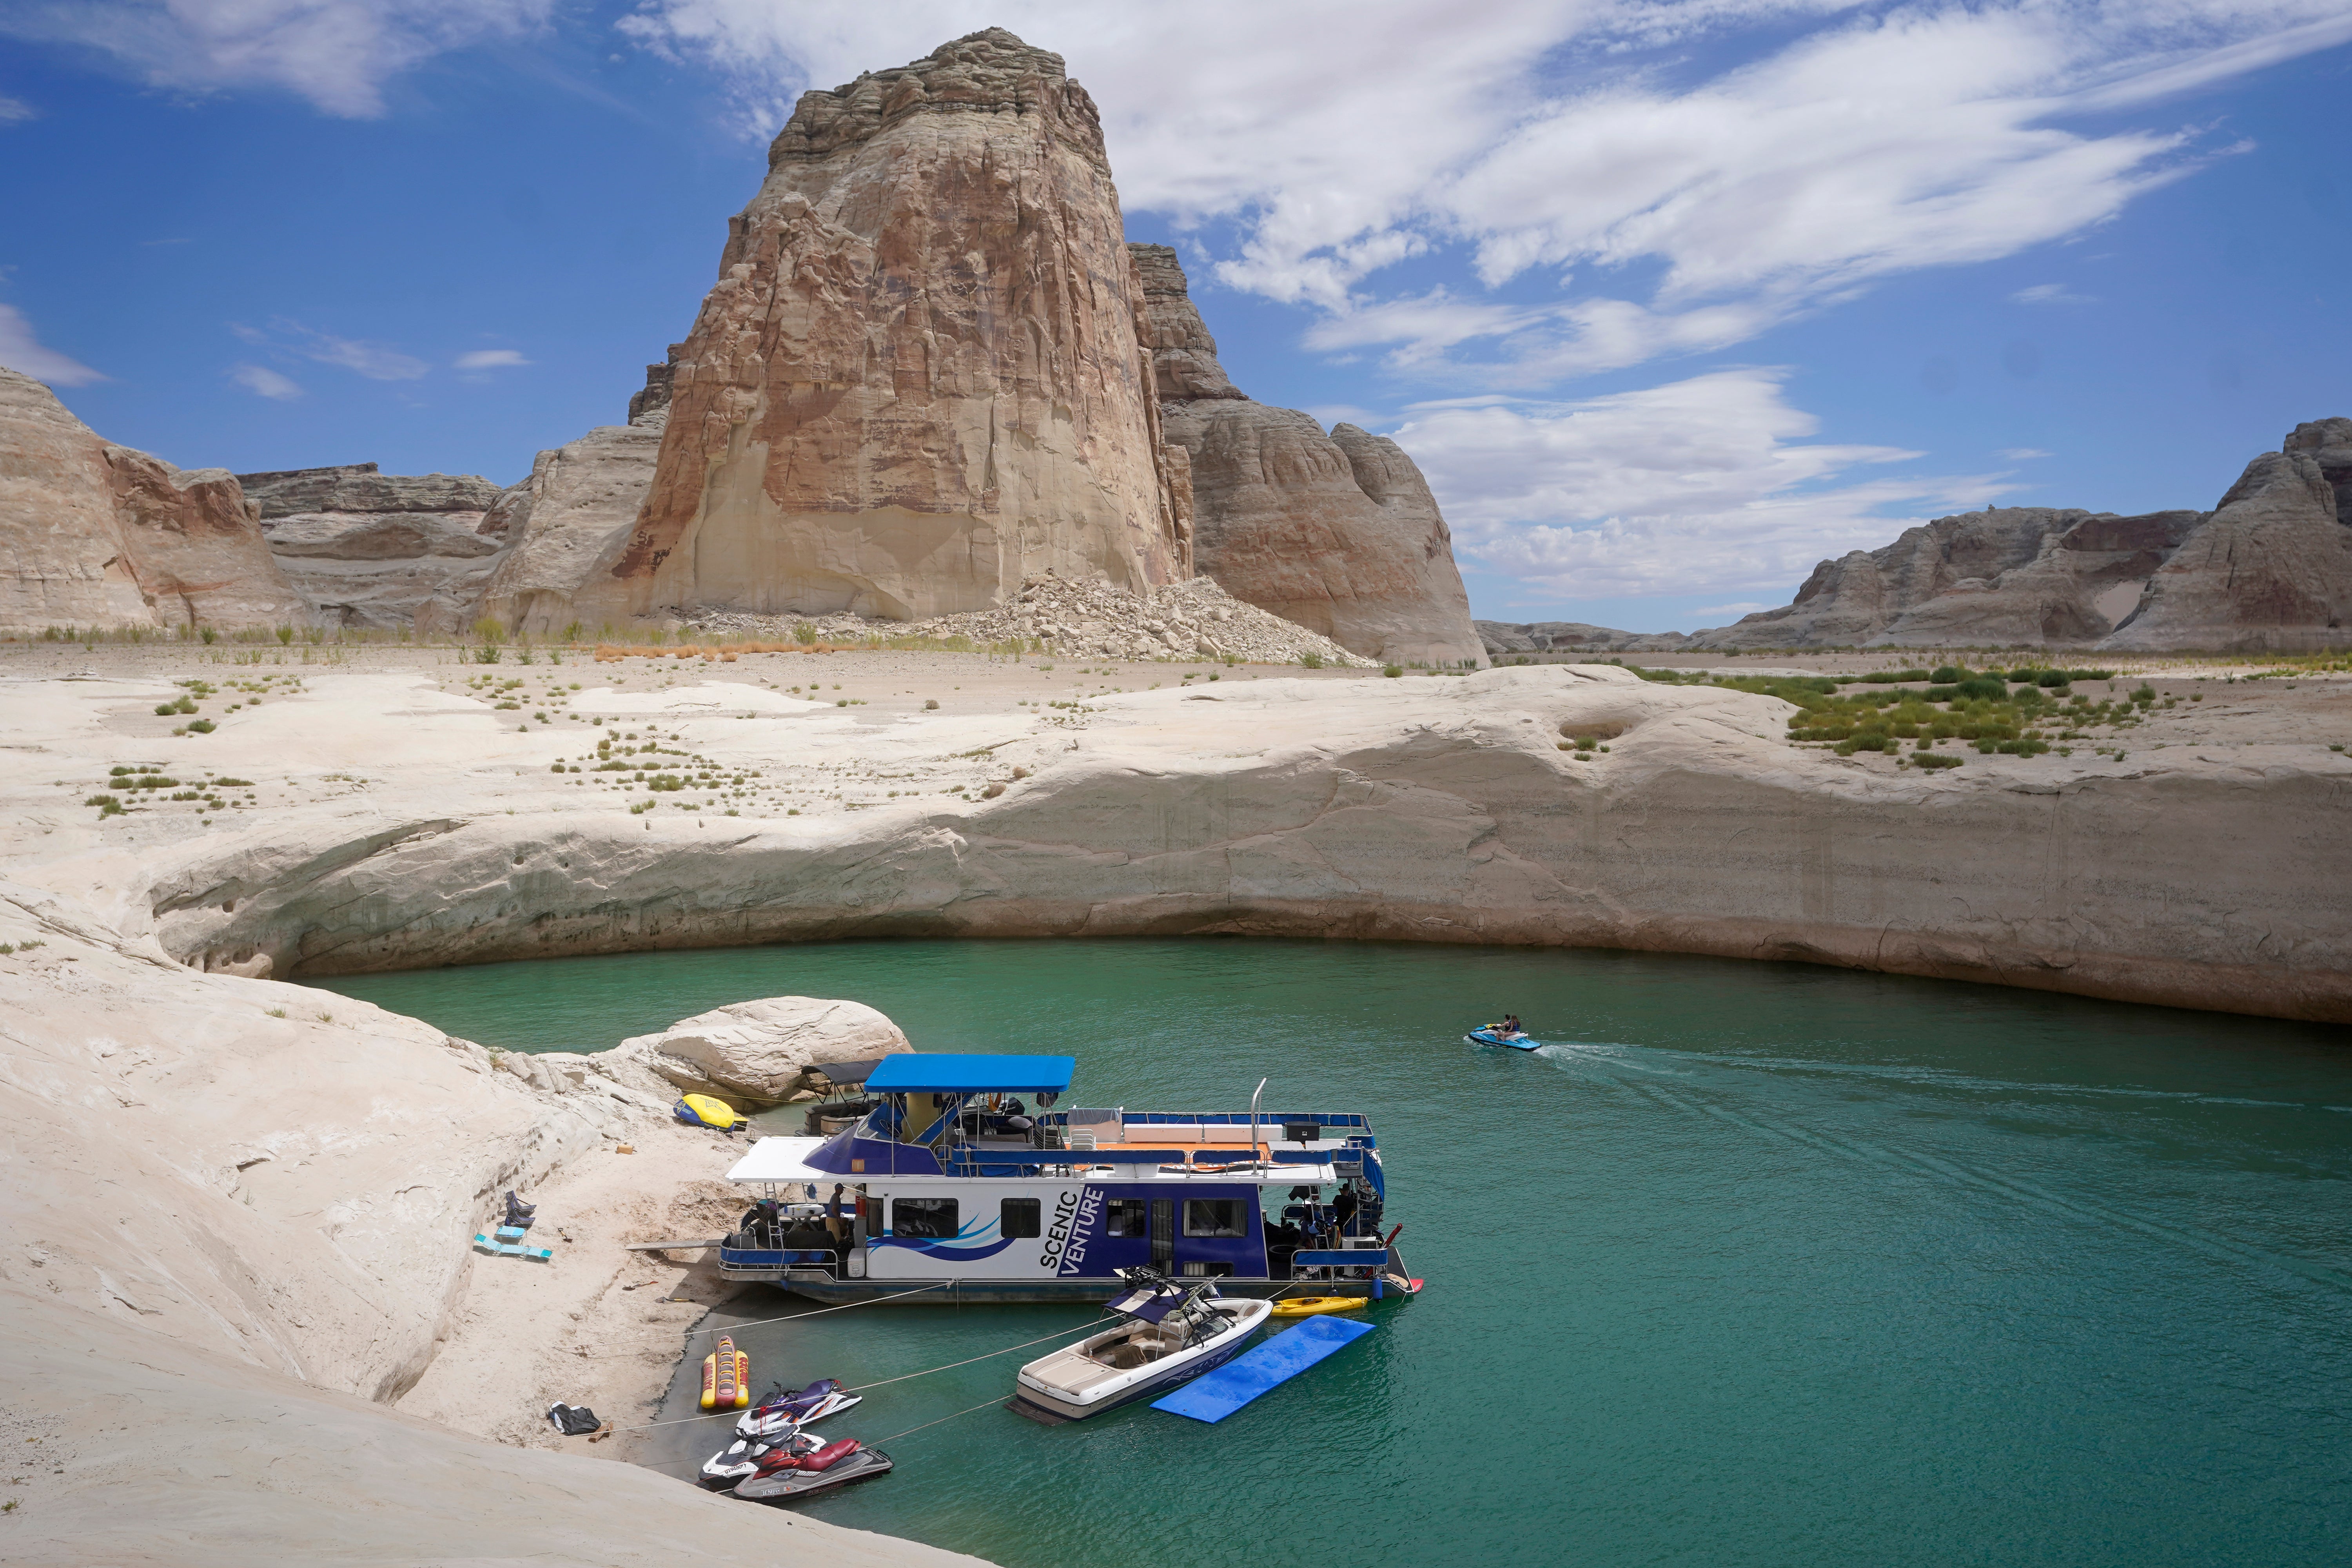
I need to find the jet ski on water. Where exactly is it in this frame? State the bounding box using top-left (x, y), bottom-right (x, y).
top-left (1465, 1024), bottom-right (1541, 1052)
top-left (740, 1378), bottom-right (860, 1435)
top-left (699, 1425), bottom-right (822, 1488)
top-left (731, 1437), bottom-right (895, 1503)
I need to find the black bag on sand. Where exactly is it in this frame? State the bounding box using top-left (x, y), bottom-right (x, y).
top-left (547, 1402), bottom-right (601, 1436)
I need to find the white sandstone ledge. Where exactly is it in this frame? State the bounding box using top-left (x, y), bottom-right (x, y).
top-left (72, 661), bottom-right (2352, 1026)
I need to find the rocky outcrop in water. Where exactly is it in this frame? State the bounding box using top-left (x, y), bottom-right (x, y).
top-left (0, 368), bottom-right (309, 632)
top-left (619, 29), bottom-right (1188, 626)
top-left (240, 462), bottom-right (514, 634)
top-left (586, 995), bottom-right (912, 1108)
top-left (1131, 245), bottom-right (1485, 668)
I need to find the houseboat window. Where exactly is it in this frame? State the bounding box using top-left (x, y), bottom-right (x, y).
top-left (1105, 1198), bottom-right (1149, 1237)
top-left (891, 1198), bottom-right (959, 1239)
top-left (1181, 1261), bottom-right (1236, 1278)
top-left (1000, 1197), bottom-right (1042, 1239)
top-left (1182, 1199), bottom-right (1247, 1238)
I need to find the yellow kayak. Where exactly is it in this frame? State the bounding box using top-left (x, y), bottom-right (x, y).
top-left (1270, 1295), bottom-right (1366, 1318)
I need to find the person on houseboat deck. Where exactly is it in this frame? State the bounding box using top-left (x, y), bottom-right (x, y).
top-left (824, 1184), bottom-right (849, 1246)
top-left (1333, 1184), bottom-right (1360, 1237)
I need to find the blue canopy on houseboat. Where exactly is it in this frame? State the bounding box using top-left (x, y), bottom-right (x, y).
top-left (863, 1054), bottom-right (1077, 1095)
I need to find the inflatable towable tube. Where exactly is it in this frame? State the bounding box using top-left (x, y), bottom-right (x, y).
top-left (701, 1334), bottom-right (751, 1412)
top-left (675, 1094), bottom-right (745, 1131)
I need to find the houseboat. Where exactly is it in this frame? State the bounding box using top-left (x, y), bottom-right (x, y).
top-left (716, 1053), bottom-right (1412, 1304)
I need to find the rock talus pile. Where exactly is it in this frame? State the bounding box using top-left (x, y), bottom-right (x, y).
top-left (691, 569), bottom-right (1370, 665)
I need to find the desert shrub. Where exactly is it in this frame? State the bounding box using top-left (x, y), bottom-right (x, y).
top-left (1858, 669), bottom-right (1932, 683)
top-left (1383, 665), bottom-right (1403, 678)
top-left (1930, 665), bottom-right (1967, 683)
top-left (275, 626), bottom-right (295, 645)
top-left (924, 699), bottom-right (939, 710)
top-left (1913, 752), bottom-right (1963, 769)
top-left (186, 719), bottom-right (215, 733)
top-left (1955, 677), bottom-right (2007, 701)
top-left (212, 777), bottom-right (253, 788)
top-left (1298, 652), bottom-right (1325, 669)
top-left (199, 626), bottom-right (218, 645)
top-left (474, 645), bottom-right (501, 664)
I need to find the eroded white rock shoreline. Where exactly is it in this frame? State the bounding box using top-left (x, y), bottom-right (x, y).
top-left (4, 643), bottom-right (2347, 1564)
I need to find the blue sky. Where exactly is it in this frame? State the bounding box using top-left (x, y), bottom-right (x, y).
top-left (4, 2), bottom-right (2349, 632)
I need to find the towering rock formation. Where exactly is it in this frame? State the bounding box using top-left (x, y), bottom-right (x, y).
top-left (237, 462), bottom-right (509, 634)
top-left (2102, 431), bottom-right (2352, 652)
top-left (0, 368), bottom-right (308, 633)
top-left (620, 29), bottom-right (1188, 623)
top-left (1130, 244), bottom-right (1485, 667)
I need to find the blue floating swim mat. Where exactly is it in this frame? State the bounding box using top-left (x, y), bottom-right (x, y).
top-left (1151, 1316), bottom-right (1375, 1424)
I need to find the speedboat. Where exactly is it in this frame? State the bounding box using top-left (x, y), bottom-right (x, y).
top-left (1465, 1027), bottom-right (1540, 1052)
top-left (731, 1438), bottom-right (893, 1502)
top-left (739, 1378), bottom-right (859, 1436)
top-left (1007, 1268), bottom-right (1272, 1424)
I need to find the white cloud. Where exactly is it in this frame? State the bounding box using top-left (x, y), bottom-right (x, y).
top-left (0, 303), bottom-right (102, 385)
top-left (454, 348), bottom-right (530, 369)
top-left (0, 0), bottom-right (557, 117)
top-left (1693, 602), bottom-right (1772, 618)
top-left (616, 1), bottom-right (2352, 381)
top-left (2012, 283), bottom-right (2095, 305)
top-left (0, 93), bottom-right (35, 122)
top-left (229, 362), bottom-right (303, 400)
top-left (233, 317), bottom-right (428, 379)
top-left (1999, 446), bottom-right (2053, 459)
top-left (1391, 368), bottom-right (2007, 601)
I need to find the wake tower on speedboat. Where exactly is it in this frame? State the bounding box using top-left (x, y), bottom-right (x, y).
top-left (713, 1053), bottom-right (1418, 1305)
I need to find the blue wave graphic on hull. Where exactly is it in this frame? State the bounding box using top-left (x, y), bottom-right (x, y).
top-left (873, 1235), bottom-right (1020, 1262)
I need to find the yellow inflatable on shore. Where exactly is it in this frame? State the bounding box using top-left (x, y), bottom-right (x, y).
top-left (674, 1094), bottom-right (745, 1131)
top-left (1270, 1295), bottom-right (1367, 1318)
top-left (700, 1334), bottom-right (750, 1411)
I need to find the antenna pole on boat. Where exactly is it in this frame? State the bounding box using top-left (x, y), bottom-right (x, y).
top-left (1250, 1078), bottom-right (1267, 1167)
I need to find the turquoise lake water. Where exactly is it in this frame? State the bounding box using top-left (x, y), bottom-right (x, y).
top-left (314, 941), bottom-right (2352, 1566)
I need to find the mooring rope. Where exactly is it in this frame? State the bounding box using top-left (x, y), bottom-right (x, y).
top-left (617, 1312), bottom-right (1114, 1431)
top-left (677, 1280), bottom-right (950, 1336)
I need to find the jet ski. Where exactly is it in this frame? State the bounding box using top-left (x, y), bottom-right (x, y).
top-left (699, 1426), bottom-right (821, 1488)
top-left (739, 1378), bottom-right (860, 1436)
top-left (1465, 1026), bottom-right (1541, 1052)
top-left (731, 1438), bottom-right (894, 1502)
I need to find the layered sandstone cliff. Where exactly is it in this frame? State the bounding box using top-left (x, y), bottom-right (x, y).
top-left (0, 368), bottom-right (309, 632)
top-left (1694, 417), bottom-right (2352, 651)
top-left (2102, 425), bottom-right (2352, 652)
top-left (1131, 245), bottom-right (1486, 667)
top-left (1691, 505), bottom-right (2202, 650)
top-left (477, 401), bottom-right (667, 636)
top-left (235, 461), bottom-right (510, 634)
top-left (618, 29), bottom-right (1188, 624)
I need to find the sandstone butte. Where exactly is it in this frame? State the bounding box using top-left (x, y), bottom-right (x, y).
top-left (604, 28), bottom-right (1191, 629)
top-left (1130, 243), bottom-right (1486, 667)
